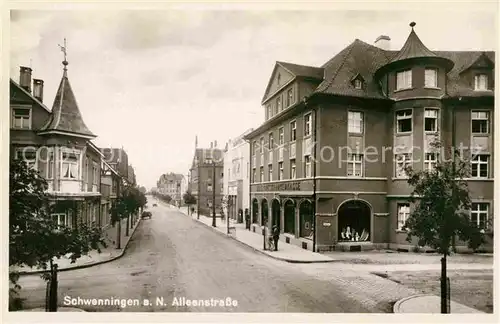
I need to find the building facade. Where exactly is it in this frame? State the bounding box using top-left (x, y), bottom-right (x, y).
top-left (10, 60), bottom-right (103, 229)
top-left (157, 172), bottom-right (186, 206)
top-left (245, 22), bottom-right (494, 253)
top-left (189, 138), bottom-right (224, 216)
top-left (223, 129), bottom-right (253, 222)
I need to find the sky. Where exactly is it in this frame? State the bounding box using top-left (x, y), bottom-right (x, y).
top-left (10, 6), bottom-right (497, 190)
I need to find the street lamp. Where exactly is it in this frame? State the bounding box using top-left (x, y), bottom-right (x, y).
top-left (211, 159), bottom-right (216, 227)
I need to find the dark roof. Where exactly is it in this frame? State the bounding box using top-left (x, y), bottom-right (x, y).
top-left (277, 61), bottom-right (324, 80)
top-left (437, 51), bottom-right (495, 97)
top-left (191, 147), bottom-right (224, 168)
top-left (316, 39), bottom-right (392, 99)
top-left (10, 79), bottom-right (51, 113)
top-left (388, 29), bottom-right (437, 63)
top-left (39, 67), bottom-right (95, 138)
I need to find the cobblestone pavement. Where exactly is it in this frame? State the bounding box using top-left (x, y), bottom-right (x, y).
top-left (17, 201), bottom-right (420, 313)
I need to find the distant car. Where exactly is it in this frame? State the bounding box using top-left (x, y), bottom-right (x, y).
top-left (141, 211), bottom-right (152, 219)
top-left (153, 203), bottom-right (157, 207)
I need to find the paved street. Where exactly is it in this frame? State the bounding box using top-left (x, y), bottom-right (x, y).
top-left (17, 200), bottom-right (420, 313)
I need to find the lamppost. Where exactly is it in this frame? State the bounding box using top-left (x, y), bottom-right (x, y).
top-left (211, 159), bottom-right (216, 227)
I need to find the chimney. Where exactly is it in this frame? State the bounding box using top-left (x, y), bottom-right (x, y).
top-left (210, 142), bottom-right (213, 148)
top-left (374, 35), bottom-right (391, 51)
top-left (19, 66), bottom-right (32, 93)
top-left (33, 79), bottom-right (44, 102)
top-left (214, 140), bottom-right (217, 148)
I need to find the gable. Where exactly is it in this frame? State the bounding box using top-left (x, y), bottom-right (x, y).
top-left (460, 52), bottom-right (494, 74)
top-left (261, 64), bottom-right (295, 104)
top-left (10, 81), bottom-right (51, 130)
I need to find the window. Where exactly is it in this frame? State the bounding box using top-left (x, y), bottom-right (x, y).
top-left (47, 150), bottom-right (54, 178)
top-left (52, 213), bottom-right (70, 228)
top-left (252, 168), bottom-right (256, 183)
top-left (290, 159), bottom-right (296, 179)
top-left (304, 155), bottom-right (312, 178)
top-left (207, 199), bottom-right (213, 207)
top-left (278, 127), bottom-right (284, 145)
top-left (260, 137), bottom-right (264, 153)
top-left (470, 203), bottom-right (489, 229)
top-left (267, 105), bottom-right (272, 119)
top-left (471, 155), bottom-right (489, 178)
top-left (304, 113), bottom-right (312, 137)
top-left (347, 154), bottom-right (363, 177)
top-left (424, 109), bottom-right (438, 132)
top-left (268, 133), bottom-right (274, 150)
top-left (348, 111), bottom-right (364, 134)
top-left (253, 141), bottom-right (257, 156)
top-left (290, 121), bottom-right (296, 141)
top-left (277, 73), bottom-right (281, 86)
top-left (354, 79), bottom-right (362, 89)
top-left (93, 163), bottom-right (99, 184)
top-left (16, 147), bottom-right (37, 170)
top-left (278, 162), bottom-right (283, 180)
top-left (424, 68), bottom-right (438, 88)
top-left (260, 167), bottom-right (264, 182)
top-left (396, 109), bottom-right (412, 133)
top-left (268, 164), bottom-right (273, 181)
top-left (474, 74), bottom-right (488, 91)
top-left (397, 203), bottom-right (410, 230)
top-left (277, 97), bottom-right (282, 112)
top-left (395, 153), bottom-right (412, 178)
top-left (61, 152), bottom-right (78, 179)
top-left (471, 111), bottom-right (489, 134)
top-left (424, 153), bottom-right (438, 172)
top-left (396, 69), bottom-right (412, 90)
top-left (207, 182), bottom-right (213, 192)
top-left (287, 89), bottom-right (293, 106)
top-left (12, 108), bottom-right (31, 129)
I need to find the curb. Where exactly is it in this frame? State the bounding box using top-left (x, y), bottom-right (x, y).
top-left (16, 218), bottom-right (142, 276)
top-left (393, 294), bottom-right (430, 313)
top-left (188, 213), bottom-right (338, 264)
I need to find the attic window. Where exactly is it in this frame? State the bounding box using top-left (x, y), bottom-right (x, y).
top-left (277, 73), bottom-right (281, 86)
top-left (474, 74), bottom-right (488, 91)
top-left (354, 79), bottom-right (363, 89)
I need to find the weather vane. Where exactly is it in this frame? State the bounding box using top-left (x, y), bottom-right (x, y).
top-left (58, 38), bottom-right (68, 65)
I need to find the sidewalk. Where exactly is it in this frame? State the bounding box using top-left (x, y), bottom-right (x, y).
top-left (11, 217), bottom-right (141, 275)
top-left (394, 294), bottom-right (485, 313)
top-left (176, 206), bottom-right (335, 263)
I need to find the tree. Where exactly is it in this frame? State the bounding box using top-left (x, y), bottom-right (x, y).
top-left (183, 191), bottom-right (196, 214)
top-left (9, 158), bottom-right (106, 311)
top-left (403, 142), bottom-right (485, 313)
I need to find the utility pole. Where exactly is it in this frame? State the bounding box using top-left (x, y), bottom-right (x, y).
top-left (310, 98), bottom-right (317, 253)
top-left (212, 161), bottom-right (216, 227)
top-left (116, 175), bottom-right (121, 249)
top-left (227, 196), bottom-right (230, 234)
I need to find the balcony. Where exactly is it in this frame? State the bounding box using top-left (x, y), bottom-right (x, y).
top-left (289, 142), bottom-right (296, 159)
top-left (59, 180), bottom-right (83, 193)
top-left (303, 137), bottom-right (312, 156)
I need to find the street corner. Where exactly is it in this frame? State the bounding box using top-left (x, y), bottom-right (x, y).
top-left (393, 294), bottom-right (485, 314)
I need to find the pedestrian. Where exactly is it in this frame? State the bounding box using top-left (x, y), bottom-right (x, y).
top-left (272, 225), bottom-right (280, 251)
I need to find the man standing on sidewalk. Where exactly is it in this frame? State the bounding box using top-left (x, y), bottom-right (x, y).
top-left (272, 225), bottom-right (280, 251)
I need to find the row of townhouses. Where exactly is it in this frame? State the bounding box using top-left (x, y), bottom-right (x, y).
top-left (156, 172), bottom-right (187, 207)
top-left (10, 58), bottom-right (139, 244)
top-left (189, 22), bottom-right (494, 253)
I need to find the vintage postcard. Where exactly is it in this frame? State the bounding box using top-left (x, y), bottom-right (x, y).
top-left (3, 1), bottom-right (498, 323)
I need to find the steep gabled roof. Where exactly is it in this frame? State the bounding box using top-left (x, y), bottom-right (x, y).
top-left (10, 79), bottom-right (51, 113)
top-left (39, 63), bottom-right (96, 139)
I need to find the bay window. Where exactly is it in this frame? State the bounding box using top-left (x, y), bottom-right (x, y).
top-left (61, 151), bottom-right (79, 179)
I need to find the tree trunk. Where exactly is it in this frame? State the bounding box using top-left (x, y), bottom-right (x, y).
top-left (126, 215), bottom-right (130, 236)
top-left (46, 261), bottom-right (58, 312)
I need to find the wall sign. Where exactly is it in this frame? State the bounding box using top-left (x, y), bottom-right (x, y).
top-left (255, 181), bottom-right (301, 192)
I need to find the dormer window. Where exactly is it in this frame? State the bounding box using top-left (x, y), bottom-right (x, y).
top-left (474, 74), bottom-right (488, 91)
top-left (424, 68), bottom-right (438, 88)
top-left (350, 74), bottom-right (364, 90)
top-left (396, 69), bottom-right (412, 90)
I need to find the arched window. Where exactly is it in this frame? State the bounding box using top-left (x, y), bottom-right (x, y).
top-left (299, 200), bottom-right (313, 239)
top-left (284, 200), bottom-right (296, 235)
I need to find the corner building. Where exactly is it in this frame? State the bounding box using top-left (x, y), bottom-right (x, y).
top-left (245, 23), bottom-right (494, 252)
